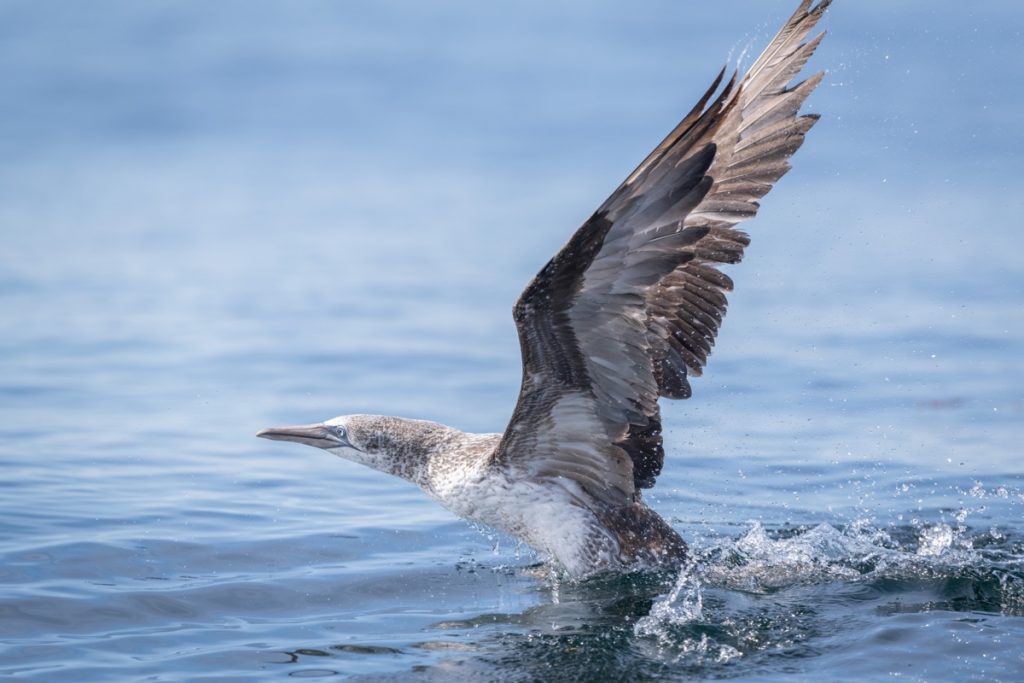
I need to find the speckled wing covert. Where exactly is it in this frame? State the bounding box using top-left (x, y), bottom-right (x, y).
top-left (493, 1), bottom-right (831, 507)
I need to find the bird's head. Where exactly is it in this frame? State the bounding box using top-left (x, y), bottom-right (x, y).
top-left (257, 414), bottom-right (450, 486)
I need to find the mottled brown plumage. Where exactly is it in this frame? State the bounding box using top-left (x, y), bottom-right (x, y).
top-left (259, 1), bottom-right (831, 578)
top-left (494, 0), bottom-right (830, 504)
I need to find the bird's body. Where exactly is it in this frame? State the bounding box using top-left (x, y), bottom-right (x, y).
top-left (259, 1), bottom-right (831, 579)
top-left (260, 415), bottom-right (685, 575)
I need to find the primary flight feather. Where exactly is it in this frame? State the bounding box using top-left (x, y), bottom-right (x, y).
top-left (259, 0), bottom-right (831, 578)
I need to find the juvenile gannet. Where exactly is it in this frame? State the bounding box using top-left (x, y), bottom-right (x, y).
top-left (259, 1), bottom-right (830, 578)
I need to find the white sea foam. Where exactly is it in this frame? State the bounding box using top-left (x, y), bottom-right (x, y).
top-left (635, 513), bottom-right (1024, 651)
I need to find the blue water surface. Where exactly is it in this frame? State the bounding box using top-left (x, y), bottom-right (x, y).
top-left (1, 1), bottom-right (1023, 680)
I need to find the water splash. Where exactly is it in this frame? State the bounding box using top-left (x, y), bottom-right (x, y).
top-left (633, 568), bottom-right (747, 664)
top-left (635, 569), bottom-right (704, 635)
top-left (634, 516), bottom-right (1024, 656)
top-left (916, 522), bottom-right (954, 556)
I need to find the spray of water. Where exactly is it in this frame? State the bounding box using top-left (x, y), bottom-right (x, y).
top-left (634, 503), bottom-right (1024, 663)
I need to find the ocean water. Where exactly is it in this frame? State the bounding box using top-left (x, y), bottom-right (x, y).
top-left (2, 1), bottom-right (1023, 680)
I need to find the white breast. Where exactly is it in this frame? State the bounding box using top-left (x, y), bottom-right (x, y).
top-left (427, 450), bottom-right (621, 576)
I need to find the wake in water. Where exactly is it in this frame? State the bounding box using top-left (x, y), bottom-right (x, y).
top-left (633, 509), bottom-right (1024, 666)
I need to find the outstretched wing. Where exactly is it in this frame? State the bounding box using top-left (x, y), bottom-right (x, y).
top-left (493, 1), bottom-right (831, 507)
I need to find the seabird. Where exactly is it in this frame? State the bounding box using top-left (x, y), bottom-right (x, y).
top-left (259, 1), bottom-right (830, 578)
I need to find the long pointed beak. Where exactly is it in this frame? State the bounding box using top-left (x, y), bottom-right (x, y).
top-left (256, 423), bottom-right (337, 449)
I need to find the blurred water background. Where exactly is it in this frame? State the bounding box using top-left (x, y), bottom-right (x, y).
top-left (1, 1), bottom-right (1022, 680)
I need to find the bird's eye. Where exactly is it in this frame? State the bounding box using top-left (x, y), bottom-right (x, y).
top-left (333, 426), bottom-right (347, 440)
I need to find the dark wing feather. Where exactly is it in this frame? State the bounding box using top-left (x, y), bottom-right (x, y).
top-left (493, 1), bottom-right (831, 505)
